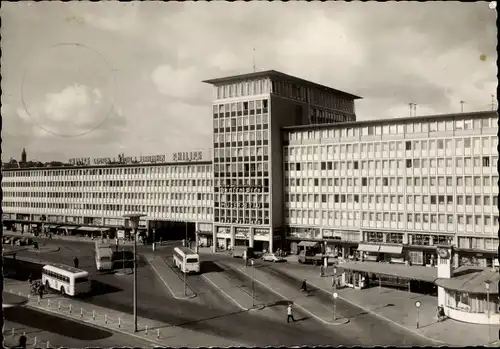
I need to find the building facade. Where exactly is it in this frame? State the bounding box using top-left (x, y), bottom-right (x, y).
top-left (282, 111), bottom-right (499, 267)
top-left (1, 70), bottom-right (498, 267)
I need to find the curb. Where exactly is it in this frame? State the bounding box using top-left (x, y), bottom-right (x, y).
top-left (146, 259), bottom-right (197, 300)
top-left (299, 276), bottom-right (449, 345)
top-left (23, 301), bottom-right (166, 347)
top-left (29, 246), bottom-right (61, 253)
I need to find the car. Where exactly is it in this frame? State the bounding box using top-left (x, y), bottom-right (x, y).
top-left (261, 253), bottom-right (286, 263)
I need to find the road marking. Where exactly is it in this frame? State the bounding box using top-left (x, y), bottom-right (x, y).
top-left (297, 275), bottom-right (446, 345)
top-left (201, 274), bottom-right (248, 311)
top-left (146, 258), bottom-right (195, 300)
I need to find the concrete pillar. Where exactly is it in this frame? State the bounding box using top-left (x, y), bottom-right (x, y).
top-left (342, 246), bottom-right (349, 258)
top-left (408, 234), bottom-right (413, 245)
top-left (382, 233), bottom-right (387, 243)
top-left (268, 229), bottom-right (273, 253)
top-left (249, 227), bottom-right (254, 248)
top-left (403, 232), bottom-right (408, 244)
top-left (230, 226), bottom-right (235, 250)
top-left (429, 235), bottom-right (434, 246)
top-left (212, 227), bottom-right (217, 253)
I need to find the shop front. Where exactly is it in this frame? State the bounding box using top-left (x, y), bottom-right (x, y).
top-left (216, 226), bottom-right (231, 250)
top-left (235, 227), bottom-right (250, 247)
top-left (286, 227), bottom-right (322, 254)
top-left (357, 243), bottom-right (380, 261)
top-left (322, 229), bottom-right (360, 259)
top-left (254, 228), bottom-right (271, 252)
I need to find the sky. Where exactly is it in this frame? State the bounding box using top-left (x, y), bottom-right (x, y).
top-left (1, 2), bottom-right (497, 162)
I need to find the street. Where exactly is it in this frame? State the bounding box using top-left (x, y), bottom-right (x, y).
top-left (3, 307), bottom-right (153, 348)
top-left (5, 237), bottom-right (435, 346)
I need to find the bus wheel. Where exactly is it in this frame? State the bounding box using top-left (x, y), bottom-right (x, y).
top-left (60, 286), bottom-right (65, 295)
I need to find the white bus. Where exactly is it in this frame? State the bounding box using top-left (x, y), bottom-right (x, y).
top-left (173, 246), bottom-right (200, 274)
top-left (95, 242), bottom-right (113, 271)
top-left (42, 264), bottom-right (91, 296)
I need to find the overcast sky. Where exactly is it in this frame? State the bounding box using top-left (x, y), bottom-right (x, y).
top-left (1, 2), bottom-right (497, 162)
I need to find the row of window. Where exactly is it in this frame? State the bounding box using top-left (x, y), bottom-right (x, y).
top-left (213, 147), bottom-right (269, 159)
top-left (285, 139), bottom-right (497, 161)
top-left (3, 191), bottom-right (213, 202)
top-left (285, 193), bottom-right (499, 207)
top-left (3, 165), bottom-right (213, 178)
top-left (2, 179), bottom-right (213, 189)
top-left (215, 80), bottom-right (270, 99)
top-left (286, 115), bottom-right (496, 141)
top-left (285, 175), bottom-right (499, 192)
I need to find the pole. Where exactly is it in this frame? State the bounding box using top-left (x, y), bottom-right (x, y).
top-left (416, 308), bottom-right (420, 329)
top-left (184, 269), bottom-right (187, 296)
top-left (333, 269), bottom-right (337, 320)
top-left (252, 263), bottom-right (255, 307)
top-left (133, 225), bottom-right (137, 332)
top-left (122, 249), bottom-right (125, 270)
top-left (152, 228), bottom-right (156, 252)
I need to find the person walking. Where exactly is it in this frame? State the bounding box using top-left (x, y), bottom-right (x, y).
top-left (38, 284), bottom-right (44, 299)
top-left (287, 304), bottom-right (295, 323)
top-left (74, 256), bottom-right (79, 269)
top-left (300, 279), bottom-right (308, 293)
top-left (18, 333), bottom-right (27, 349)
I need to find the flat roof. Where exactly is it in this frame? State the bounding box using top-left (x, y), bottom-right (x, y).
top-left (282, 110), bottom-right (497, 131)
top-left (338, 261), bottom-right (438, 283)
top-left (202, 70), bottom-right (362, 100)
top-left (435, 266), bottom-right (499, 295)
top-left (1, 160), bottom-right (213, 172)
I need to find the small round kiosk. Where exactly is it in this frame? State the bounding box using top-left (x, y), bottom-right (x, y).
top-left (435, 266), bottom-right (499, 325)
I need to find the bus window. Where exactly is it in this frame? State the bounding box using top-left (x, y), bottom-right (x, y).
top-left (186, 258), bottom-right (198, 264)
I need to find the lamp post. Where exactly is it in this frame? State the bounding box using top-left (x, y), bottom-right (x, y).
top-left (124, 213), bottom-right (145, 333)
top-left (415, 301), bottom-right (421, 329)
top-left (152, 228), bottom-right (156, 252)
top-left (485, 280), bottom-right (491, 344)
top-left (333, 292), bottom-right (339, 320)
top-left (250, 259), bottom-right (255, 308)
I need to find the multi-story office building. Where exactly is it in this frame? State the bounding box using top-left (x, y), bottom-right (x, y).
top-left (204, 70), bottom-right (360, 251)
top-left (1, 70), bottom-right (498, 267)
top-left (2, 150), bottom-right (214, 240)
top-left (282, 111), bottom-right (499, 267)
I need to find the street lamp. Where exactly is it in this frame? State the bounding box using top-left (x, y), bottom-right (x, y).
top-left (123, 213), bottom-right (145, 333)
top-left (415, 301), bottom-right (421, 329)
top-left (333, 291), bottom-right (339, 320)
top-left (485, 280), bottom-right (491, 344)
top-left (152, 228), bottom-right (156, 252)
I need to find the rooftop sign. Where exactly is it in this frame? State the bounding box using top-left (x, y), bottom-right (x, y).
top-left (69, 151), bottom-right (205, 166)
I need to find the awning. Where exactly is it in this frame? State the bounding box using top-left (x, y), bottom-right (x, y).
top-left (76, 227), bottom-right (101, 232)
top-left (435, 266), bottom-right (499, 295)
top-left (298, 241), bottom-right (320, 248)
top-left (338, 261), bottom-right (438, 283)
top-left (357, 244), bottom-right (381, 253)
top-left (99, 228), bottom-right (110, 232)
top-left (379, 245), bottom-right (403, 254)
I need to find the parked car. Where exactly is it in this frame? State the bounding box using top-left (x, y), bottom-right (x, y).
top-left (261, 253), bottom-right (286, 263)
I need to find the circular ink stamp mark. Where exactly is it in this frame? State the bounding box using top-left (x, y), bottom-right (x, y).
top-left (20, 43), bottom-right (116, 138)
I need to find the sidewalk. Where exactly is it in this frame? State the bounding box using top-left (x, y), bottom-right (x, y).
top-left (3, 230), bottom-right (136, 246)
top-left (276, 264), bottom-right (497, 347)
top-left (146, 256), bottom-right (196, 300)
top-left (4, 278), bottom-right (244, 347)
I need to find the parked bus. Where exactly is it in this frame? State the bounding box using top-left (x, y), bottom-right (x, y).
top-left (95, 241), bottom-right (113, 271)
top-left (173, 246), bottom-right (200, 274)
top-left (42, 264), bottom-right (91, 296)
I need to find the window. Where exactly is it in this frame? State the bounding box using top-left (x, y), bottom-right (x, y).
top-left (483, 157), bottom-right (490, 167)
top-left (406, 141), bottom-right (412, 151)
top-left (406, 159), bottom-right (412, 168)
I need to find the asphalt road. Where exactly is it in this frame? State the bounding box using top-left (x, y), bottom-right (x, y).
top-left (3, 307), bottom-right (153, 348)
top-left (218, 255), bottom-right (435, 346)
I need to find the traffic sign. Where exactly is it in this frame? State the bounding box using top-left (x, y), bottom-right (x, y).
top-left (333, 292), bottom-right (338, 299)
top-left (415, 301), bottom-right (421, 308)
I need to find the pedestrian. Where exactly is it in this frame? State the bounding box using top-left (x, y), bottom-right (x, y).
top-left (18, 333), bottom-right (27, 349)
top-left (38, 284), bottom-right (44, 299)
top-left (74, 256), bottom-right (79, 269)
top-left (300, 279), bottom-right (307, 293)
top-left (287, 304), bottom-right (295, 323)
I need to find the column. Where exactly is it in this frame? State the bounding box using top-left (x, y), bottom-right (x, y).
top-left (429, 235), bottom-right (434, 246)
top-left (195, 222), bottom-right (200, 253)
top-left (268, 229), bottom-right (273, 253)
top-left (342, 246), bottom-right (349, 258)
top-left (249, 227), bottom-right (255, 248)
top-left (212, 226), bottom-right (217, 253)
top-left (382, 233), bottom-right (387, 243)
top-left (408, 234), bottom-right (413, 245)
top-left (403, 232), bottom-right (408, 244)
top-left (230, 226), bottom-right (235, 250)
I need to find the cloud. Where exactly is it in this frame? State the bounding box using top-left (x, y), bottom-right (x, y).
top-left (151, 65), bottom-right (210, 102)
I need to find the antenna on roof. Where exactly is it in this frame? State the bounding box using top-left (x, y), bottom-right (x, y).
top-left (409, 103), bottom-right (414, 117)
top-left (253, 48), bottom-right (256, 73)
top-left (492, 94), bottom-right (496, 111)
top-left (460, 100), bottom-right (465, 113)
top-left (414, 103), bottom-right (417, 117)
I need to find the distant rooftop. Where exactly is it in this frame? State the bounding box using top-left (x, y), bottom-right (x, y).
top-left (282, 110), bottom-right (497, 131)
top-left (203, 70), bottom-right (362, 100)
